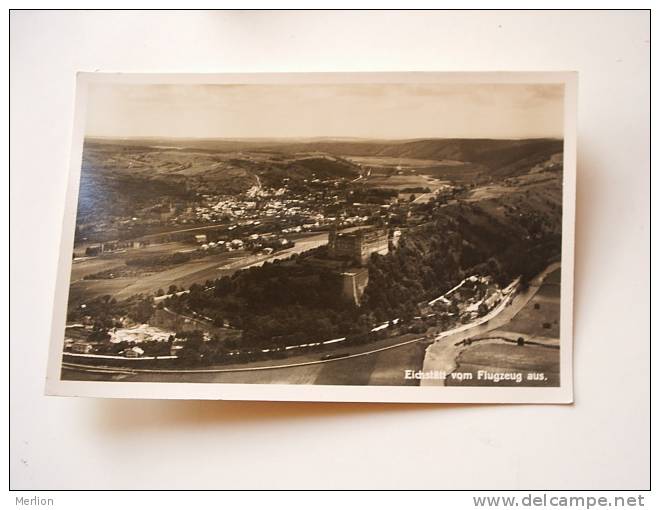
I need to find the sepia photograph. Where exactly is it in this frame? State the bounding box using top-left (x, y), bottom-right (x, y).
top-left (46, 72), bottom-right (576, 402)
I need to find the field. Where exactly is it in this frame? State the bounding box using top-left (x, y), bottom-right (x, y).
top-left (442, 267), bottom-right (561, 387)
top-left (68, 233), bottom-right (329, 306)
top-left (314, 340), bottom-right (431, 386)
top-left (466, 169), bottom-right (563, 203)
top-left (70, 241), bottom-right (192, 281)
top-left (68, 251), bottom-right (242, 305)
top-left (345, 155), bottom-right (464, 168)
top-left (70, 258), bottom-right (126, 283)
top-left (445, 342), bottom-right (559, 387)
top-left (496, 268), bottom-right (561, 338)
top-left (363, 174), bottom-right (446, 191)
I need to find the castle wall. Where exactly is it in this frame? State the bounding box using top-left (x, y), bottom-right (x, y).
top-left (329, 227), bottom-right (389, 266)
top-left (340, 267), bottom-right (370, 306)
top-left (358, 230), bottom-right (389, 265)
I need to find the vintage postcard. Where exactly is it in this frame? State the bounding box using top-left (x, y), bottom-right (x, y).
top-left (46, 72), bottom-right (576, 403)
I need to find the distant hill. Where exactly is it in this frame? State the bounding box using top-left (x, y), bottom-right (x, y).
top-left (256, 156), bottom-right (359, 187)
top-left (265, 138), bottom-right (563, 177)
top-left (77, 142), bottom-right (362, 223)
top-left (82, 137), bottom-right (563, 190)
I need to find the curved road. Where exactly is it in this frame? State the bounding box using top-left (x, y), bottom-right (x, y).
top-left (420, 261), bottom-right (561, 386)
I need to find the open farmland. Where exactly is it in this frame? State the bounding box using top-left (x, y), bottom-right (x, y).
top-left (68, 233), bottom-right (330, 306)
top-left (109, 252), bottom-right (247, 301)
top-left (345, 155), bottom-right (463, 168)
top-left (143, 232), bottom-right (329, 292)
top-left (445, 341), bottom-right (559, 387)
top-left (68, 251), bottom-right (250, 306)
top-left (70, 258), bottom-right (126, 283)
top-left (363, 174), bottom-right (447, 191)
top-left (70, 241), bottom-right (193, 281)
top-left (496, 268), bottom-right (561, 338)
top-left (467, 169), bottom-right (562, 203)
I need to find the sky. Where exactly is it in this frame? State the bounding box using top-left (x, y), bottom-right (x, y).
top-left (85, 82), bottom-right (564, 140)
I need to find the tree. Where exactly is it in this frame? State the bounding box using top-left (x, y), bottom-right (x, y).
top-left (130, 298), bottom-right (154, 323)
top-left (89, 327), bottom-right (109, 342)
top-left (179, 330), bottom-right (205, 362)
top-left (214, 276), bottom-right (234, 296)
top-left (477, 302), bottom-right (489, 317)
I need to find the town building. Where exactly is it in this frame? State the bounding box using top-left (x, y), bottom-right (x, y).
top-left (390, 229), bottom-right (402, 249)
top-left (123, 346), bottom-right (145, 358)
top-left (70, 341), bottom-right (94, 354)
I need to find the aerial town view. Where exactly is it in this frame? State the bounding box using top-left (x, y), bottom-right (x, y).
top-left (59, 80), bottom-right (564, 387)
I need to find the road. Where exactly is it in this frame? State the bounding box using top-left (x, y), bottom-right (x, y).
top-left (242, 233), bottom-right (328, 269)
top-left (412, 191), bottom-right (436, 204)
top-left (420, 262), bottom-right (561, 386)
top-left (62, 333), bottom-right (427, 376)
top-left (135, 220), bottom-right (266, 241)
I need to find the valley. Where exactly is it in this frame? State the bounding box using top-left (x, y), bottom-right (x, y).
top-left (62, 136), bottom-right (564, 387)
